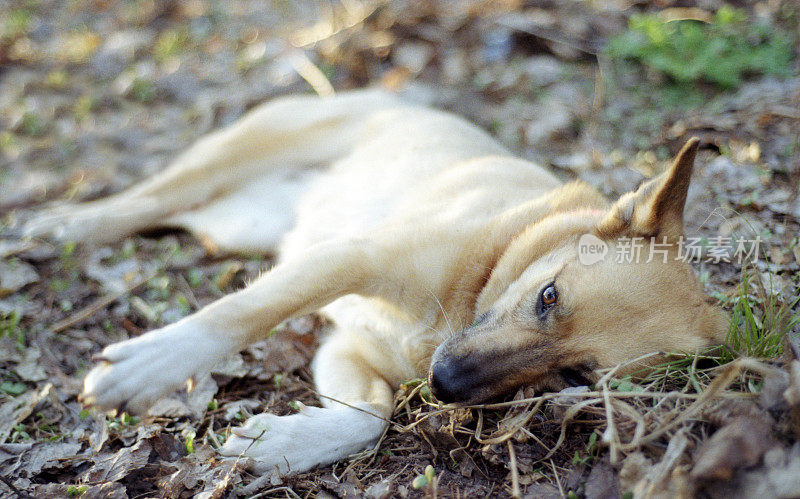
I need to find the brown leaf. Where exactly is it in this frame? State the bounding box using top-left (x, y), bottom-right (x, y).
top-left (85, 438), bottom-right (153, 483)
top-left (691, 416), bottom-right (773, 481)
top-left (157, 445), bottom-right (243, 498)
top-left (585, 459), bottom-right (621, 499)
top-left (255, 327), bottom-right (317, 375)
top-left (0, 259), bottom-right (38, 297)
top-left (81, 482), bottom-right (128, 499)
top-left (522, 482), bottom-right (561, 499)
top-left (702, 399), bottom-right (773, 427)
top-left (1, 441), bottom-right (83, 482)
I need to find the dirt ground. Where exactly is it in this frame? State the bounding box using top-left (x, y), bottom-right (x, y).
top-left (1, 1), bottom-right (799, 497)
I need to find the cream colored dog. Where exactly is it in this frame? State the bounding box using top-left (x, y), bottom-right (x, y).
top-left (25, 89), bottom-right (727, 474)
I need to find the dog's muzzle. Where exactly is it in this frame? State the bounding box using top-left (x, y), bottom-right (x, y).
top-left (428, 357), bottom-right (475, 403)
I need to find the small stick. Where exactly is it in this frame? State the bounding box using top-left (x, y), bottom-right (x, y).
top-left (0, 475), bottom-right (34, 499)
top-left (601, 381), bottom-right (620, 464)
top-left (49, 273), bottom-right (155, 333)
top-left (549, 459), bottom-right (565, 498)
top-left (507, 441), bottom-right (521, 499)
top-left (289, 51), bottom-right (334, 98)
top-left (175, 273), bottom-right (201, 310)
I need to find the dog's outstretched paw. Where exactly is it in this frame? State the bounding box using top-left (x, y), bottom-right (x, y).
top-left (23, 198), bottom-right (151, 245)
top-left (218, 403), bottom-right (387, 474)
top-left (79, 321), bottom-right (224, 414)
top-left (24, 205), bottom-right (104, 243)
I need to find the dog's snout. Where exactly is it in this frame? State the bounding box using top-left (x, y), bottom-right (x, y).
top-left (429, 359), bottom-right (473, 403)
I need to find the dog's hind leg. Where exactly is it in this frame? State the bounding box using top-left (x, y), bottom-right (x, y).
top-left (218, 333), bottom-right (394, 473)
top-left (23, 89), bottom-right (400, 251)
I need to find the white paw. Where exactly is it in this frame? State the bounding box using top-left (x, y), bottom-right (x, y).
top-left (80, 320), bottom-right (227, 414)
top-left (24, 199), bottom-right (145, 244)
top-left (25, 205), bottom-right (104, 242)
top-left (218, 403), bottom-right (387, 474)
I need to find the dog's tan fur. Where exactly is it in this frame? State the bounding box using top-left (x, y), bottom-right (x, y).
top-left (25, 89), bottom-right (728, 473)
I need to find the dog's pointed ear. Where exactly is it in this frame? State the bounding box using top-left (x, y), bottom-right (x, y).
top-left (597, 137), bottom-right (699, 240)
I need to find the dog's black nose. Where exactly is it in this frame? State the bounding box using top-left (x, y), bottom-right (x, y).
top-left (429, 359), bottom-right (472, 403)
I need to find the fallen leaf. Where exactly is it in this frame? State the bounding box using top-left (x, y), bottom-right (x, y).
top-left (633, 430), bottom-right (689, 498)
top-left (0, 383), bottom-right (59, 443)
top-left (84, 438), bottom-right (153, 483)
top-left (585, 459), bottom-right (621, 499)
top-left (157, 445), bottom-right (243, 497)
top-left (521, 482), bottom-right (561, 499)
top-left (0, 259), bottom-right (38, 297)
top-left (1, 441), bottom-right (83, 482)
top-left (691, 416), bottom-right (773, 481)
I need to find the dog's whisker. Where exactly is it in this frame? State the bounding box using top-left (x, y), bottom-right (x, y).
top-left (424, 287), bottom-right (458, 337)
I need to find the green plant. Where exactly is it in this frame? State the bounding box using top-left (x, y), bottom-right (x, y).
top-left (129, 78), bottom-right (156, 103)
top-left (723, 268), bottom-right (800, 360)
top-left (106, 412), bottom-right (141, 431)
top-left (153, 28), bottom-right (188, 63)
top-left (184, 430), bottom-right (196, 454)
top-left (411, 465), bottom-right (436, 491)
top-left (66, 485), bottom-right (88, 497)
top-left (606, 6), bottom-right (795, 88)
top-left (0, 310), bottom-right (24, 347)
top-left (2, 8), bottom-right (33, 40)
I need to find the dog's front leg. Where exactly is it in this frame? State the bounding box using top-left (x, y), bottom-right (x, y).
top-left (80, 238), bottom-right (387, 413)
top-left (218, 334), bottom-right (394, 473)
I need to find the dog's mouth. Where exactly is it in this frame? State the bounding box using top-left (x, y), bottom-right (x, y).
top-left (557, 365), bottom-right (596, 388)
top-left (428, 359), bottom-right (597, 404)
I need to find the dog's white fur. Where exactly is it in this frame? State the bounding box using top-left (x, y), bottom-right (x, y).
top-left (27, 89), bottom-right (724, 474)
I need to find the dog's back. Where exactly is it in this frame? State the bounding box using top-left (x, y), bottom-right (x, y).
top-left (281, 101), bottom-right (562, 255)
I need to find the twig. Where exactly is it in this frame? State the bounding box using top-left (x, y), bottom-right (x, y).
top-left (290, 0), bottom-right (384, 48)
top-left (307, 388), bottom-right (394, 425)
top-left (474, 399), bottom-right (544, 445)
top-left (0, 476), bottom-right (34, 499)
top-left (393, 381), bottom-right (426, 416)
top-left (600, 381), bottom-right (620, 464)
top-left (175, 273), bottom-right (201, 310)
top-left (549, 459), bottom-right (565, 498)
top-left (0, 240), bottom-right (43, 258)
top-left (49, 273), bottom-right (156, 333)
top-left (249, 486), bottom-right (301, 499)
top-left (618, 358), bottom-right (743, 451)
top-left (205, 415), bottom-right (222, 449)
top-left (288, 51), bottom-right (334, 98)
top-left (539, 398), bottom-right (603, 461)
top-left (507, 441), bottom-right (521, 499)
top-left (766, 105), bottom-right (800, 120)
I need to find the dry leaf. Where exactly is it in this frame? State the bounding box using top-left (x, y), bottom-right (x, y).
top-left (691, 417), bottom-right (773, 481)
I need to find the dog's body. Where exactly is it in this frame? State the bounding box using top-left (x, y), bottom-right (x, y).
top-left (25, 89), bottom-right (727, 474)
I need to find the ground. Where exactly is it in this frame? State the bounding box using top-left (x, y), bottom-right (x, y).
top-left (1, 1), bottom-right (799, 498)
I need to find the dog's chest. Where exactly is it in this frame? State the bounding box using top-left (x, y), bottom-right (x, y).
top-left (320, 295), bottom-right (447, 385)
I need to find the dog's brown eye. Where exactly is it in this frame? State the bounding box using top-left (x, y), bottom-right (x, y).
top-left (537, 283), bottom-right (558, 318)
top-left (542, 286), bottom-right (557, 305)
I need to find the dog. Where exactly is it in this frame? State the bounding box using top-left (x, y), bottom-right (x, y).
top-left (24, 89), bottom-right (728, 474)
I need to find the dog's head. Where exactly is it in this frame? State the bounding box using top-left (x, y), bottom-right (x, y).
top-left (429, 138), bottom-right (729, 404)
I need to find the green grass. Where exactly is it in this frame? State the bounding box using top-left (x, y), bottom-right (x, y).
top-left (129, 78), bottom-right (156, 103)
top-left (610, 266), bottom-right (799, 392)
top-left (1, 8), bottom-right (33, 40)
top-left (153, 28), bottom-right (188, 63)
top-left (0, 310), bottom-right (25, 347)
top-left (723, 268), bottom-right (800, 361)
top-left (606, 6), bottom-right (795, 89)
